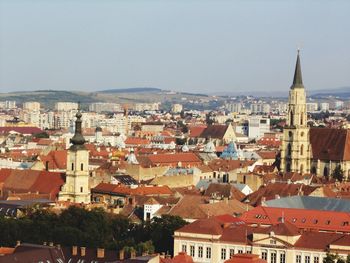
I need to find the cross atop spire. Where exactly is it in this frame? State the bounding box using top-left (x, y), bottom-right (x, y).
top-left (290, 49), bottom-right (304, 89)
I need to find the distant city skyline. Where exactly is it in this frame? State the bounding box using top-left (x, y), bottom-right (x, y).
top-left (0, 0), bottom-right (349, 95)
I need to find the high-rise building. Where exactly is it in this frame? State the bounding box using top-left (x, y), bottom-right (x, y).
top-left (55, 102), bottom-right (78, 111)
top-left (23, 101), bottom-right (40, 111)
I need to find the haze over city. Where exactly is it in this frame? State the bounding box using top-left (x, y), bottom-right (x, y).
top-left (1, 0), bottom-right (349, 94)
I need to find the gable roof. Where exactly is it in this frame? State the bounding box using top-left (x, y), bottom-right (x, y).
top-left (310, 128), bottom-right (350, 161)
top-left (200, 125), bottom-right (229, 139)
top-left (241, 206), bottom-right (350, 233)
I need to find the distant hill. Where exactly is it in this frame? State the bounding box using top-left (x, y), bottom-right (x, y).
top-left (0, 90), bottom-right (98, 109)
top-left (309, 86), bottom-right (350, 98)
top-left (99, 87), bottom-right (162, 93)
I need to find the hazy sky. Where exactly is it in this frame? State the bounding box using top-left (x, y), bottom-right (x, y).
top-left (0, 0), bottom-right (349, 94)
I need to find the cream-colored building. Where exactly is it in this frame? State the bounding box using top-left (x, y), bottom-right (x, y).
top-left (23, 101), bottom-right (40, 111)
top-left (55, 102), bottom-right (79, 111)
top-left (59, 109), bottom-right (90, 203)
top-left (281, 52), bottom-right (311, 174)
top-left (174, 218), bottom-right (350, 263)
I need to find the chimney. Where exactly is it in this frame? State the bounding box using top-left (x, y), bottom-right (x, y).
top-left (57, 244), bottom-right (61, 249)
top-left (43, 242), bottom-right (47, 246)
top-left (72, 246), bottom-right (78, 256)
top-left (81, 247), bottom-right (86, 257)
top-left (119, 249), bottom-right (125, 260)
top-left (160, 252), bottom-right (166, 259)
top-left (49, 242), bottom-right (54, 247)
top-left (97, 248), bottom-right (105, 259)
top-left (16, 241), bottom-right (21, 247)
top-left (130, 250), bottom-right (136, 259)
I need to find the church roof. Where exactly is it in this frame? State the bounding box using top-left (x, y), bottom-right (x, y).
top-left (310, 128), bottom-right (350, 161)
top-left (70, 105), bottom-right (86, 150)
top-left (290, 50), bottom-right (304, 89)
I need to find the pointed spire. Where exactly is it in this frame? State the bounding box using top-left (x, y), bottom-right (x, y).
top-left (70, 102), bottom-right (86, 149)
top-left (290, 49), bottom-right (304, 89)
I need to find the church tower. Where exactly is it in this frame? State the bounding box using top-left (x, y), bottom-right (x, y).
top-left (281, 51), bottom-right (310, 174)
top-left (59, 105), bottom-right (90, 203)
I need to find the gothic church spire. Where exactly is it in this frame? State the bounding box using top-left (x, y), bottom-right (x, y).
top-left (291, 50), bottom-right (304, 89)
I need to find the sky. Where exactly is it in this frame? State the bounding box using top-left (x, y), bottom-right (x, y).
top-left (0, 0), bottom-right (349, 94)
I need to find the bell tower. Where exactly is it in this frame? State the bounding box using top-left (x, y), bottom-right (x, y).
top-left (59, 105), bottom-right (90, 203)
top-left (281, 51), bottom-right (310, 174)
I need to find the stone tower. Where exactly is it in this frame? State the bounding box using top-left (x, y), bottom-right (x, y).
top-left (281, 51), bottom-right (311, 174)
top-left (59, 105), bottom-right (90, 203)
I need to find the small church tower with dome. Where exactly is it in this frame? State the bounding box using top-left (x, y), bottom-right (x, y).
top-left (59, 105), bottom-right (90, 203)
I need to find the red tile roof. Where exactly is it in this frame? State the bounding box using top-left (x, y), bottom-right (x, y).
top-left (241, 206), bottom-right (350, 233)
top-left (0, 126), bottom-right (43, 135)
top-left (92, 183), bottom-right (173, 196)
top-left (125, 137), bottom-right (150, 145)
top-left (188, 125), bottom-right (207, 138)
top-left (147, 153), bottom-right (202, 167)
top-left (39, 150), bottom-right (67, 170)
top-left (224, 254), bottom-right (267, 263)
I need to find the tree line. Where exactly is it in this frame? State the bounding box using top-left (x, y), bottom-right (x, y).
top-left (0, 206), bottom-right (187, 256)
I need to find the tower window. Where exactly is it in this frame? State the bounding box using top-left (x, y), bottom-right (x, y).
top-left (287, 143), bottom-right (292, 156)
top-left (80, 187), bottom-right (83, 193)
top-left (300, 113), bottom-right (304, 125)
top-left (71, 163), bottom-right (74, 171)
top-left (300, 144), bottom-right (304, 156)
top-left (81, 163), bottom-right (84, 171)
top-left (286, 163), bottom-right (291, 172)
top-left (323, 167), bottom-right (328, 177)
top-left (290, 111), bottom-right (294, 126)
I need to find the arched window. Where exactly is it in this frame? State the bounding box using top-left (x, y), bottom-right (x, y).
top-left (311, 167), bottom-right (317, 174)
top-left (300, 113), bottom-right (304, 125)
top-left (243, 175), bottom-right (247, 184)
top-left (71, 163), bottom-right (74, 171)
top-left (81, 163), bottom-right (84, 171)
top-left (300, 144), bottom-right (304, 156)
top-left (290, 111), bottom-right (294, 126)
top-left (286, 163), bottom-right (291, 172)
top-left (287, 143), bottom-right (292, 156)
top-left (300, 164), bottom-right (304, 174)
top-left (289, 131), bottom-right (293, 140)
top-left (323, 167), bottom-right (328, 177)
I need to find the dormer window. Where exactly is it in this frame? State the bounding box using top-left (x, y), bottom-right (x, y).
top-left (325, 220), bottom-right (331, 225)
top-left (301, 218), bottom-right (306, 223)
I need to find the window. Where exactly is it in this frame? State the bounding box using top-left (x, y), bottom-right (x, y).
top-left (206, 247), bottom-right (211, 259)
top-left (305, 255), bottom-right (310, 263)
top-left (246, 248), bottom-right (252, 254)
top-left (71, 163), bottom-right (74, 171)
top-left (229, 249), bottom-right (235, 258)
top-left (80, 187), bottom-right (83, 193)
top-left (81, 163), bottom-right (84, 171)
top-left (287, 143), bottom-right (292, 156)
top-left (238, 249), bottom-right (243, 254)
top-left (262, 250), bottom-right (268, 260)
top-left (270, 251), bottom-right (277, 263)
top-left (221, 248), bottom-right (226, 260)
top-left (313, 256), bottom-right (319, 263)
top-left (198, 246), bottom-right (203, 258)
top-left (190, 245), bottom-right (195, 257)
top-left (280, 252), bottom-right (286, 263)
top-left (181, 245), bottom-right (186, 253)
top-left (270, 240), bottom-right (277, 245)
top-left (296, 255), bottom-right (302, 263)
